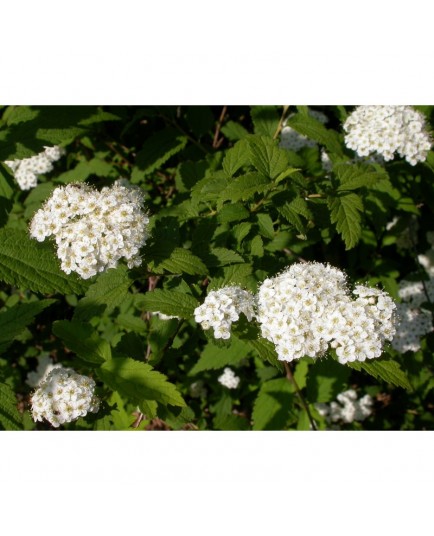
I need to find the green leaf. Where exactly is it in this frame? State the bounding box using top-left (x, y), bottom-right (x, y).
top-left (74, 266), bottom-right (132, 322)
top-left (132, 127), bottom-right (188, 180)
top-left (53, 320), bottom-right (111, 365)
top-left (328, 192), bottom-right (363, 249)
top-left (0, 299), bottom-right (56, 354)
top-left (250, 235), bottom-right (264, 257)
top-left (208, 263), bottom-right (255, 291)
top-left (346, 359), bottom-right (412, 391)
top-left (220, 121), bottom-right (249, 141)
top-left (222, 139), bottom-right (250, 177)
top-left (250, 106), bottom-right (280, 137)
top-left (217, 203), bottom-right (250, 223)
top-left (190, 336), bottom-right (250, 374)
top-left (306, 358), bottom-right (351, 403)
top-left (335, 162), bottom-right (388, 191)
top-left (201, 247), bottom-right (245, 267)
top-left (256, 213), bottom-right (275, 239)
top-left (56, 157), bottom-right (115, 184)
top-left (0, 229), bottom-right (89, 295)
top-left (0, 383), bottom-right (22, 431)
top-left (98, 357), bottom-right (186, 407)
top-left (0, 165), bottom-right (14, 228)
top-left (137, 289), bottom-right (199, 319)
top-left (247, 136), bottom-right (290, 179)
top-left (151, 247), bottom-right (208, 275)
top-left (219, 172), bottom-right (270, 203)
top-left (285, 112), bottom-right (344, 156)
top-left (252, 378), bottom-right (295, 430)
top-left (278, 204), bottom-right (306, 234)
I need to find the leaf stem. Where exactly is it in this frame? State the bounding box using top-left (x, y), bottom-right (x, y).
top-left (283, 361), bottom-right (317, 430)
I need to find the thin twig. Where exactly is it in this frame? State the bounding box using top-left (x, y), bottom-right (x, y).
top-left (273, 105), bottom-right (290, 140)
top-left (212, 106), bottom-right (227, 149)
top-left (283, 362), bottom-right (317, 431)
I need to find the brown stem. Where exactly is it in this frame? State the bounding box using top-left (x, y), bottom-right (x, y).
top-left (273, 105), bottom-right (290, 140)
top-left (212, 105), bottom-right (227, 148)
top-left (284, 361), bottom-right (317, 431)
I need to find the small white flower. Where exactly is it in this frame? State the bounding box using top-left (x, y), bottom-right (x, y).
top-left (29, 180), bottom-right (150, 279)
top-left (31, 366), bottom-right (100, 427)
top-left (218, 368), bottom-right (240, 389)
top-left (343, 106), bottom-right (432, 166)
top-left (4, 145), bottom-right (65, 190)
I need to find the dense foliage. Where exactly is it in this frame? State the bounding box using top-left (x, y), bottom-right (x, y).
top-left (1, 104), bottom-right (434, 431)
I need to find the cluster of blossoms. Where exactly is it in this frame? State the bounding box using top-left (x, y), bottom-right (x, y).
top-left (26, 355), bottom-right (62, 388)
top-left (343, 105), bottom-right (432, 166)
top-left (218, 367), bottom-right (240, 389)
top-left (29, 180), bottom-right (149, 279)
top-left (5, 145), bottom-right (65, 190)
top-left (256, 262), bottom-right (397, 364)
top-left (194, 286), bottom-right (256, 340)
top-left (315, 389), bottom-right (374, 425)
top-left (189, 380), bottom-right (208, 398)
top-left (321, 149), bottom-right (384, 174)
top-left (31, 367), bottom-right (100, 427)
top-left (279, 109), bottom-right (328, 152)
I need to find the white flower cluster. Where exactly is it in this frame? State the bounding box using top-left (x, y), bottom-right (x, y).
top-left (315, 389), bottom-right (374, 425)
top-left (343, 105), bottom-right (432, 166)
top-left (31, 367), bottom-right (100, 427)
top-left (26, 355), bottom-right (62, 388)
top-left (29, 181), bottom-right (149, 279)
top-left (280, 110), bottom-right (328, 152)
top-left (189, 380), bottom-right (208, 398)
top-left (257, 262), bottom-right (397, 364)
top-left (392, 277), bottom-right (434, 353)
top-left (5, 145), bottom-right (65, 190)
top-left (321, 149), bottom-right (384, 174)
top-left (194, 286), bottom-right (256, 340)
top-left (218, 367), bottom-right (240, 389)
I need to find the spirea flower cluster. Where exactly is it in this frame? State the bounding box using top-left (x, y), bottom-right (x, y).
top-left (31, 367), bottom-right (100, 428)
top-left (257, 262), bottom-right (397, 364)
top-left (194, 286), bottom-right (256, 340)
top-left (29, 181), bottom-right (149, 279)
top-left (343, 105), bottom-right (432, 166)
top-left (5, 145), bottom-right (65, 190)
top-left (280, 110), bottom-right (328, 152)
top-left (26, 355), bottom-right (62, 388)
top-left (218, 367), bottom-right (240, 389)
top-left (315, 389), bottom-right (374, 425)
top-left (391, 277), bottom-right (434, 353)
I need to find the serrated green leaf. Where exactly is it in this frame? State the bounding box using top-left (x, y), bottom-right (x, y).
top-left (98, 357), bottom-right (185, 407)
top-left (222, 139), bottom-right (250, 177)
top-left (152, 247), bottom-right (208, 275)
top-left (190, 336), bottom-right (250, 374)
top-left (219, 172), bottom-right (270, 203)
top-left (208, 263), bottom-right (255, 291)
top-left (0, 165), bottom-right (15, 228)
top-left (335, 162), bottom-right (388, 191)
top-left (252, 378), bottom-right (295, 430)
top-left (201, 247), bottom-right (245, 267)
top-left (0, 299), bottom-right (56, 354)
top-left (256, 213), bottom-right (275, 239)
top-left (346, 359), bottom-right (412, 390)
top-left (0, 382), bottom-right (22, 431)
top-left (278, 204), bottom-right (306, 234)
top-left (232, 222), bottom-right (252, 244)
top-left (217, 203), bottom-right (250, 223)
top-left (328, 192), bottom-right (363, 249)
top-left (53, 320), bottom-right (111, 365)
top-left (56, 157), bottom-right (115, 184)
top-left (220, 121), bottom-right (249, 141)
top-left (250, 235), bottom-right (264, 257)
top-left (0, 229), bottom-right (89, 295)
top-left (116, 313), bottom-right (147, 333)
top-left (286, 113), bottom-right (344, 156)
top-left (247, 136), bottom-right (290, 179)
top-left (73, 266), bottom-right (132, 322)
top-left (250, 106), bottom-right (280, 137)
top-left (132, 127), bottom-right (188, 179)
top-left (137, 289), bottom-right (199, 319)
